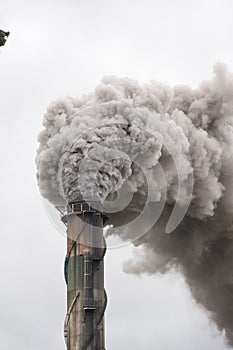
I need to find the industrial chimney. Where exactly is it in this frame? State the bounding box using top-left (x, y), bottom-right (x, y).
top-left (61, 201), bottom-right (108, 350)
top-left (37, 65), bottom-right (233, 348)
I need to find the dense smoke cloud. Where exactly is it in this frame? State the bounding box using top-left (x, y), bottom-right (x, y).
top-left (36, 63), bottom-right (233, 346)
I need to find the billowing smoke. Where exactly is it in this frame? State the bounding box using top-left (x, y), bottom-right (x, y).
top-left (36, 63), bottom-right (233, 346)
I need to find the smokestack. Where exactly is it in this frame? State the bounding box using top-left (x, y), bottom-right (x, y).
top-left (36, 63), bottom-right (233, 347)
top-left (62, 201), bottom-right (108, 350)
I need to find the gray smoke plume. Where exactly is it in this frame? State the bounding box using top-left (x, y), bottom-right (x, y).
top-left (36, 63), bottom-right (233, 346)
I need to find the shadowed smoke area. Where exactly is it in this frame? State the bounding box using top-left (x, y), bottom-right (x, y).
top-left (36, 63), bottom-right (233, 346)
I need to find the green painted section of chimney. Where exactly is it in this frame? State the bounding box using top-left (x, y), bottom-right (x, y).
top-left (67, 255), bottom-right (84, 292)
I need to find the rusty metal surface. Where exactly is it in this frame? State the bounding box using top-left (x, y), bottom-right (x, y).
top-left (64, 203), bottom-right (106, 350)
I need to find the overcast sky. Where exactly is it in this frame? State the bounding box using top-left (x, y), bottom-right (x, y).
top-left (0, 0), bottom-right (233, 349)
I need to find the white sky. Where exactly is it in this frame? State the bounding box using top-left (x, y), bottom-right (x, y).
top-left (0, 0), bottom-right (233, 349)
